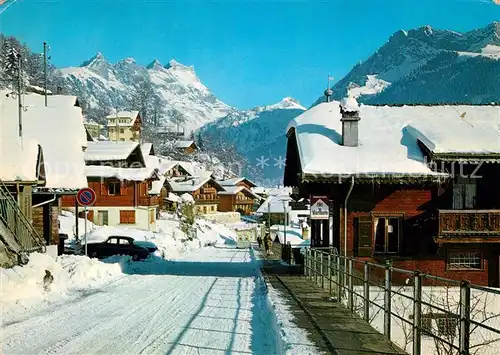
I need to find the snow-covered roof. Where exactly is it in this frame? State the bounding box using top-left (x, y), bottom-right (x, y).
top-left (167, 176), bottom-right (220, 193)
top-left (165, 192), bottom-right (180, 202)
top-left (256, 195), bottom-right (293, 214)
top-left (85, 165), bottom-right (158, 181)
top-left (84, 141), bottom-right (140, 162)
top-left (219, 186), bottom-right (260, 199)
top-left (106, 110), bottom-right (139, 120)
top-left (173, 160), bottom-right (211, 178)
top-left (105, 111), bottom-right (140, 127)
top-left (175, 140), bottom-right (196, 149)
top-left (22, 91), bottom-right (78, 107)
top-left (218, 177), bottom-right (257, 187)
top-left (1, 90), bottom-right (87, 189)
top-left (83, 118), bottom-right (101, 126)
top-left (145, 155), bottom-right (160, 170)
top-left (149, 175), bottom-right (166, 195)
top-left (141, 143), bottom-right (154, 156)
top-left (288, 101), bottom-right (500, 179)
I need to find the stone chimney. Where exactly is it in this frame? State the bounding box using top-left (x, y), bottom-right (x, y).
top-left (340, 96), bottom-right (360, 147)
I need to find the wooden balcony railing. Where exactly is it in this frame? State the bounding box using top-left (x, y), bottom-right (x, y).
top-left (195, 199), bottom-right (219, 204)
top-left (234, 200), bottom-right (254, 205)
top-left (438, 210), bottom-right (500, 236)
top-left (138, 196), bottom-right (160, 206)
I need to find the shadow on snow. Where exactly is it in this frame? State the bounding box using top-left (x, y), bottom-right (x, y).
top-left (100, 247), bottom-right (285, 354)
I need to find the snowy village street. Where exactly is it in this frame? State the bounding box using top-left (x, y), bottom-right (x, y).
top-left (1, 246), bottom-right (286, 355)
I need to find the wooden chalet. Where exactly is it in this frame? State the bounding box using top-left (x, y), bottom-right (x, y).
top-left (61, 141), bottom-right (160, 231)
top-left (284, 95), bottom-right (500, 286)
top-left (165, 176), bottom-right (224, 214)
top-left (174, 140), bottom-right (199, 155)
top-left (218, 178), bottom-right (260, 215)
top-left (1, 90), bottom-right (88, 254)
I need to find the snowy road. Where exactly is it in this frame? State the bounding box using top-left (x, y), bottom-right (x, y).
top-left (1, 247), bottom-right (285, 355)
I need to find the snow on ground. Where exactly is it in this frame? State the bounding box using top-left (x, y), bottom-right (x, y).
top-left (0, 252), bottom-right (126, 323)
top-left (1, 246), bottom-right (321, 355)
top-left (60, 211), bottom-right (238, 260)
top-left (458, 44), bottom-right (500, 60)
top-left (59, 210), bottom-right (97, 238)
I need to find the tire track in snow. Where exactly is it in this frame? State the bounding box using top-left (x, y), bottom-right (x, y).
top-left (2, 247), bottom-right (284, 355)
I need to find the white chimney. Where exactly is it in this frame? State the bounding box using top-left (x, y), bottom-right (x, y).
top-left (340, 96), bottom-right (360, 147)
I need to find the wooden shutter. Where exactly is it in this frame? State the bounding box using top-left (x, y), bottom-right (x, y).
top-left (356, 215), bottom-right (373, 257)
top-left (101, 181), bottom-right (108, 196)
top-left (120, 181), bottom-right (126, 196)
top-left (465, 182), bottom-right (476, 209)
top-left (120, 210), bottom-right (135, 224)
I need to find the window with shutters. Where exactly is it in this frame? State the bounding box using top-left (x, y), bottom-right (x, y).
top-left (120, 210), bottom-right (135, 224)
top-left (108, 182), bottom-right (121, 195)
top-left (452, 176), bottom-right (476, 209)
top-left (374, 215), bottom-right (402, 254)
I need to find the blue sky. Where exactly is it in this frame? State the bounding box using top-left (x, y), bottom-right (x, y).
top-left (1, 0), bottom-right (499, 109)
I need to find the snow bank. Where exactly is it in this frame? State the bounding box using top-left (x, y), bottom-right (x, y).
top-left (266, 284), bottom-right (322, 354)
top-left (59, 210), bottom-right (97, 238)
top-left (0, 253), bottom-right (125, 324)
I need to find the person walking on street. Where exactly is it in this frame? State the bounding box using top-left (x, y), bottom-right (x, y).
top-left (257, 236), bottom-right (262, 248)
top-left (265, 232), bottom-right (273, 256)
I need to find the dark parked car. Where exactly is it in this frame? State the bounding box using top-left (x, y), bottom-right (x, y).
top-left (86, 236), bottom-right (156, 261)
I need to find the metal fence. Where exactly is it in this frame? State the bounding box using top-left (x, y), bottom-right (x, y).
top-left (303, 248), bottom-right (500, 355)
top-left (0, 180), bottom-right (46, 255)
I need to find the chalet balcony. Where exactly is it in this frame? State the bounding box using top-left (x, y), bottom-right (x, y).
top-left (138, 196), bottom-right (160, 206)
top-left (195, 199), bottom-right (219, 204)
top-left (235, 200), bottom-right (254, 205)
top-left (437, 210), bottom-right (500, 243)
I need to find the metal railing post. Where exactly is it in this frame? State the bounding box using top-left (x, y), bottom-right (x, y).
top-left (328, 253), bottom-right (332, 295)
top-left (348, 258), bottom-right (354, 312)
top-left (314, 249), bottom-right (318, 285)
top-left (384, 263), bottom-right (392, 340)
top-left (337, 254), bottom-right (342, 301)
top-left (459, 280), bottom-right (471, 355)
top-left (363, 262), bottom-right (370, 322)
top-left (413, 272), bottom-right (422, 355)
top-left (304, 249), bottom-right (308, 276)
top-left (320, 251), bottom-right (324, 289)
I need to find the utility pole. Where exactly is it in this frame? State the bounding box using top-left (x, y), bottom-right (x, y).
top-left (43, 41), bottom-right (48, 106)
top-left (17, 53), bottom-right (23, 138)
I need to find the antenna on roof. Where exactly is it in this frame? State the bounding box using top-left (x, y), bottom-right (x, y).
top-left (324, 74), bottom-right (334, 103)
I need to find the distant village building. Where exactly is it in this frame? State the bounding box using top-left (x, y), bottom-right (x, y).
top-left (284, 93), bottom-right (500, 286)
top-left (165, 176), bottom-right (224, 215)
top-left (84, 118), bottom-right (103, 140)
top-left (174, 140), bottom-right (199, 155)
top-left (106, 111), bottom-right (142, 142)
top-left (218, 178), bottom-right (261, 215)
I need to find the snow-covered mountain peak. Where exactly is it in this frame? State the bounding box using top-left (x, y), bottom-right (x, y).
top-left (165, 59), bottom-right (194, 72)
top-left (146, 59), bottom-right (164, 70)
top-left (269, 97), bottom-right (306, 110)
top-left (80, 52), bottom-right (108, 67)
top-left (422, 25), bottom-right (433, 36)
top-left (121, 57), bottom-right (136, 64)
top-left (313, 22), bottom-right (500, 106)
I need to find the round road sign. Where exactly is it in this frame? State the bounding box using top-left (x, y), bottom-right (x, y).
top-left (77, 187), bottom-right (96, 206)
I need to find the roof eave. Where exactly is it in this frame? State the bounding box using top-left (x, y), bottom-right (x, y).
top-left (301, 172), bottom-right (449, 184)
